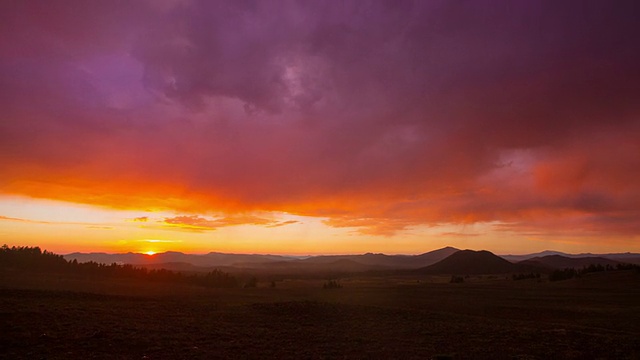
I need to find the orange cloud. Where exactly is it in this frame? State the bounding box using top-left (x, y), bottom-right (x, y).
top-left (160, 214), bottom-right (297, 232)
top-left (0, 215), bottom-right (53, 224)
top-left (265, 220), bottom-right (300, 228)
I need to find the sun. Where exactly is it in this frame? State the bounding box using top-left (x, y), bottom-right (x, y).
top-left (144, 250), bottom-right (156, 256)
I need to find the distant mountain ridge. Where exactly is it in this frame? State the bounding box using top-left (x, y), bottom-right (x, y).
top-left (64, 246), bottom-right (460, 271)
top-left (64, 251), bottom-right (295, 267)
top-left (64, 246), bottom-right (640, 274)
top-left (292, 246), bottom-right (459, 269)
top-left (501, 250), bottom-right (640, 264)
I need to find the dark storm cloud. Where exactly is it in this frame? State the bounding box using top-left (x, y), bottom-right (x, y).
top-left (1, 0), bottom-right (639, 238)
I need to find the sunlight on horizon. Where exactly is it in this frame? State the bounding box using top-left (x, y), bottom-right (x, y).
top-left (1, 195), bottom-right (637, 256)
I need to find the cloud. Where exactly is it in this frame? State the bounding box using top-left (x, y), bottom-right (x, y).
top-left (439, 232), bottom-right (481, 238)
top-left (1, 1), bottom-right (639, 241)
top-left (0, 215), bottom-right (51, 224)
top-left (265, 220), bottom-right (300, 228)
top-left (0, 215), bottom-right (110, 228)
top-left (322, 217), bottom-right (416, 237)
top-left (132, 216), bottom-right (148, 222)
top-left (137, 239), bottom-right (182, 243)
top-left (162, 215), bottom-right (221, 231)
top-left (161, 214), bottom-right (293, 232)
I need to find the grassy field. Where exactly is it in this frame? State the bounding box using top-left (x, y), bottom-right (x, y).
top-left (1, 270), bottom-right (640, 359)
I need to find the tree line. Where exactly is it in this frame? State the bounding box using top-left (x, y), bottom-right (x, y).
top-left (0, 245), bottom-right (238, 288)
top-left (549, 262), bottom-right (640, 282)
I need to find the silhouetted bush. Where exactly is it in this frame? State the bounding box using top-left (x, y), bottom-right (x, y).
top-left (323, 279), bottom-right (342, 289)
top-left (449, 275), bottom-right (464, 283)
top-left (616, 263), bottom-right (640, 271)
top-left (512, 272), bottom-right (540, 281)
top-left (582, 263), bottom-right (605, 274)
top-left (189, 269), bottom-right (238, 288)
top-left (549, 268), bottom-right (578, 281)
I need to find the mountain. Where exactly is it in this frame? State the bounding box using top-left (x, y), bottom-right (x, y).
top-left (518, 255), bottom-right (620, 270)
top-left (221, 247), bottom-right (460, 275)
top-left (196, 252), bottom-right (295, 266)
top-left (65, 246), bottom-right (460, 271)
top-left (64, 251), bottom-right (295, 267)
top-left (411, 246), bottom-right (461, 266)
top-left (58, 247), bottom-right (640, 275)
top-left (294, 246), bottom-right (459, 269)
top-left (501, 250), bottom-right (640, 263)
top-left (416, 250), bottom-right (523, 274)
top-left (294, 253), bottom-right (405, 266)
top-left (500, 250), bottom-right (571, 263)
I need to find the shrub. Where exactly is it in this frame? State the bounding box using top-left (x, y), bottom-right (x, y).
top-left (323, 279), bottom-right (342, 289)
top-left (549, 268), bottom-right (578, 282)
top-left (512, 272), bottom-right (540, 281)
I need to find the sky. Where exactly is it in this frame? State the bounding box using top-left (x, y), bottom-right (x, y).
top-left (1, 0), bottom-right (640, 255)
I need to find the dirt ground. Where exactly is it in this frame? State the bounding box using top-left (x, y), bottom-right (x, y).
top-left (1, 270), bottom-right (639, 359)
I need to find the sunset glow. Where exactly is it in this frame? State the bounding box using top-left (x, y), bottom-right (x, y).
top-left (1, 1), bottom-right (639, 255)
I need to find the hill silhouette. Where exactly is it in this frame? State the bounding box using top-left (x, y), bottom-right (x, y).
top-left (411, 246), bottom-right (460, 266)
top-left (293, 246), bottom-right (459, 269)
top-left (417, 250), bottom-right (522, 274)
top-left (64, 246), bottom-right (460, 271)
top-left (215, 249), bottom-right (461, 276)
top-left (501, 250), bottom-right (640, 263)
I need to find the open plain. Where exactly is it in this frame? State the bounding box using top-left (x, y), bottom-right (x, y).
top-left (2, 270), bottom-right (640, 359)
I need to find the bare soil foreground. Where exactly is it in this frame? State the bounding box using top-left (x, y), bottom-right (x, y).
top-left (2, 271), bottom-right (640, 359)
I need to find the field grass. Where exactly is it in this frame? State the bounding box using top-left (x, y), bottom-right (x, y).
top-left (1, 270), bottom-right (640, 359)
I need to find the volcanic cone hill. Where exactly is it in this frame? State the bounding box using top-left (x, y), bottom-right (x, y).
top-left (416, 249), bottom-right (523, 275)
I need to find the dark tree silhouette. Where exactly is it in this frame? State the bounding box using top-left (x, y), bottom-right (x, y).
top-left (0, 245), bottom-right (239, 288)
